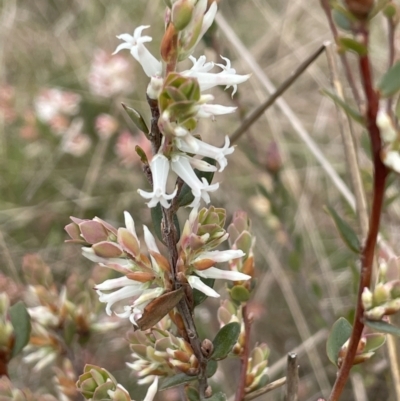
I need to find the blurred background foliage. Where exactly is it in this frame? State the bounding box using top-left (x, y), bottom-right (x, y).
top-left (1, 0), bottom-right (400, 400)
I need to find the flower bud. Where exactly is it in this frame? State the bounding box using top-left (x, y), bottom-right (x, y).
top-left (377, 110), bottom-right (398, 144)
top-left (76, 365), bottom-right (119, 400)
top-left (373, 282), bottom-right (391, 305)
top-left (201, 339), bottom-right (214, 358)
top-left (172, 0), bottom-right (195, 30)
top-left (361, 287), bottom-right (373, 310)
top-left (344, 0), bottom-right (375, 19)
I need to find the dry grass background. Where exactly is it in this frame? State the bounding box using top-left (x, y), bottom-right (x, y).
top-left (1, 0), bottom-right (399, 400)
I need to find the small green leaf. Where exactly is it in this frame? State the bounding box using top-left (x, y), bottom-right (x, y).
top-left (186, 387), bottom-right (199, 401)
top-left (151, 204), bottom-right (180, 244)
top-left (230, 285), bottom-right (250, 303)
top-left (177, 157), bottom-right (217, 207)
top-left (193, 277), bottom-right (215, 306)
top-left (326, 317), bottom-right (352, 366)
top-left (337, 37), bottom-right (368, 56)
top-left (135, 145), bottom-right (149, 164)
top-left (364, 319), bottom-right (400, 337)
top-left (378, 61), bottom-right (400, 98)
top-left (364, 333), bottom-right (386, 352)
top-left (395, 96), bottom-right (400, 120)
top-left (159, 373), bottom-right (195, 390)
top-left (332, 9), bottom-right (353, 31)
top-left (9, 301), bottom-right (31, 358)
top-left (324, 205), bottom-right (360, 254)
top-left (322, 89), bottom-right (365, 125)
top-left (206, 360), bottom-right (218, 377)
top-left (206, 392), bottom-right (227, 401)
top-left (122, 103), bottom-right (149, 135)
top-left (211, 322), bottom-right (240, 360)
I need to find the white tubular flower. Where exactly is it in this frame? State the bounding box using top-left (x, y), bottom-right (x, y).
top-left (195, 266), bottom-right (250, 281)
top-left (194, 249), bottom-right (245, 264)
top-left (181, 154), bottom-right (218, 172)
top-left (196, 102), bottom-right (237, 119)
top-left (383, 150), bottom-right (400, 173)
top-left (187, 275), bottom-right (220, 297)
top-left (96, 281), bottom-right (146, 316)
top-left (113, 26), bottom-right (162, 77)
top-left (175, 135), bottom-right (234, 172)
top-left (182, 55), bottom-right (250, 94)
top-left (138, 154), bottom-right (177, 208)
top-left (171, 154), bottom-right (219, 207)
top-left (116, 287), bottom-right (164, 325)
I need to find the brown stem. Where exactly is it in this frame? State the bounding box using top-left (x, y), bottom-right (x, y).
top-left (0, 351), bottom-right (9, 378)
top-left (319, 0), bottom-right (362, 107)
top-left (235, 305), bottom-right (251, 401)
top-left (328, 30), bottom-right (389, 401)
top-left (146, 96), bottom-right (209, 398)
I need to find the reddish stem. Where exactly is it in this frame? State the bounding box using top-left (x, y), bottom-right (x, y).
top-left (235, 305), bottom-right (251, 401)
top-left (328, 32), bottom-right (389, 401)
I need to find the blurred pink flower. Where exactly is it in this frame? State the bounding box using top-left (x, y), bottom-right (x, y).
top-left (19, 110), bottom-right (39, 141)
top-left (61, 118), bottom-right (92, 157)
top-left (0, 85), bottom-right (17, 124)
top-left (95, 113), bottom-right (119, 139)
top-left (115, 130), bottom-right (151, 167)
top-left (34, 88), bottom-right (81, 125)
top-left (88, 49), bottom-right (133, 98)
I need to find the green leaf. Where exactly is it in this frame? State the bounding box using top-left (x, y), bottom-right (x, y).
top-left (158, 360), bottom-right (218, 391)
top-left (322, 89), bottom-right (365, 125)
top-left (230, 285), bottom-right (250, 303)
top-left (206, 360), bottom-right (218, 377)
top-left (135, 145), bottom-right (149, 165)
top-left (9, 301), bottom-right (31, 358)
top-left (159, 373), bottom-right (195, 390)
top-left (186, 387), bottom-right (199, 401)
top-left (121, 103), bottom-right (149, 135)
top-left (324, 205), bottom-right (360, 254)
top-left (378, 61), bottom-right (400, 98)
top-left (193, 277), bottom-right (215, 306)
top-left (364, 333), bottom-right (386, 352)
top-left (206, 392), bottom-right (227, 401)
top-left (326, 317), bottom-right (352, 366)
top-left (337, 37), bottom-right (368, 56)
top-left (211, 322), bottom-right (240, 360)
top-left (332, 8), bottom-right (354, 31)
top-left (151, 204), bottom-right (180, 244)
top-left (177, 157), bottom-right (217, 207)
top-left (364, 319), bottom-right (400, 337)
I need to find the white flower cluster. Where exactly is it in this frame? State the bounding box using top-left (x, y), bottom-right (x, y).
top-left (113, 0), bottom-right (249, 209)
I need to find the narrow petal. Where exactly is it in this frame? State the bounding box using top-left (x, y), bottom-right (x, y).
top-left (97, 285), bottom-right (144, 315)
top-left (144, 376), bottom-right (159, 401)
top-left (95, 276), bottom-right (141, 291)
top-left (195, 249), bottom-right (245, 263)
top-left (195, 267), bottom-right (251, 281)
top-left (143, 225), bottom-right (160, 254)
top-left (188, 275), bottom-right (220, 297)
top-left (175, 136), bottom-right (234, 172)
top-left (124, 211), bottom-right (138, 239)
